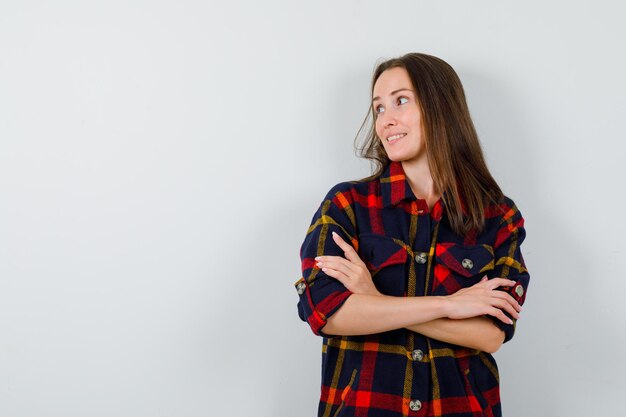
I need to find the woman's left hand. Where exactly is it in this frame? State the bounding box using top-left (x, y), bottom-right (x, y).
top-left (315, 232), bottom-right (382, 297)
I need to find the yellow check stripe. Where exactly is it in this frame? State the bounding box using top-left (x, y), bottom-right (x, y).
top-left (333, 192), bottom-right (357, 229)
top-left (323, 339), bottom-right (480, 359)
top-left (479, 352), bottom-right (500, 382)
top-left (380, 174), bottom-right (405, 183)
top-left (325, 338), bottom-right (407, 356)
top-left (495, 256), bottom-right (527, 273)
top-left (479, 260), bottom-right (495, 274)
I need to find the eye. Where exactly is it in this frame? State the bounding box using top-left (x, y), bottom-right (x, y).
top-left (397, 96), bottom-right (409, 105)
top-left (374, 104), bottom-right (384, 114)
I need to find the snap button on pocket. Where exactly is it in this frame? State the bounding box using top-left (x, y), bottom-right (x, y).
top-left (435, 243), bottom-right (494, 278)
top-left (433, 243), bottom-right (495, 295)
top-left (461, 258), bottom-right (474, 270)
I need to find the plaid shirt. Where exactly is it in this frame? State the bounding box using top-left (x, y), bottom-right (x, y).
top-left (294, 161), bottom-right (529, 417)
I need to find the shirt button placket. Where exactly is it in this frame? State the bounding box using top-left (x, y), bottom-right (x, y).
top-left (411, 349), bottom-right (424, 362)
top-left (409, 349), bottom-right (424, 413)
top-left (409, 399), bottom-right (422, 412)
top-left (414, 252), bottom-right (428, 264)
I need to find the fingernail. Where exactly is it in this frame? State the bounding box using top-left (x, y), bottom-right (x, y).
top-left (315, 256), bottom-right (321, 260)
top-left (332, 232), bottom-right (338, 237)
top-left (316, 262), bottom-right (323, 267)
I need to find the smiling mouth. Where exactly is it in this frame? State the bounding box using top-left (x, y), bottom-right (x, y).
top-left (387, 133), bottom-right (407, 143)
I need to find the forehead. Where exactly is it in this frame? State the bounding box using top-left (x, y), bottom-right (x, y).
top-left (373, 67), bottom-right (413, 97)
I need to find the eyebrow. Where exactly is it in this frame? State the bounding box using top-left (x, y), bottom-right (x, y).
top-left (372, 88), bottom-right (413, 103)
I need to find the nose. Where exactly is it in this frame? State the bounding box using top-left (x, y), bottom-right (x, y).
top-left (379, 108), bottom-right (397, 128)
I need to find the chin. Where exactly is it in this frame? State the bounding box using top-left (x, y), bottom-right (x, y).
top-left (387, 152), bottom-right (419, 162)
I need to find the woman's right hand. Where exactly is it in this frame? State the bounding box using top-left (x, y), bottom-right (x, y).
top-left (314, 232), bottom-right (382, 297)
top-left (444, 277), bottom-right (521, 324)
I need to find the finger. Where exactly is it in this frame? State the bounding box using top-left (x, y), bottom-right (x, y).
top-left (320, 258), bottom-right (357, 277)
top-left (493, 298), bottom-right (520, 319)
top-left (316, 255), bottom-right (362, 275)
top-left (480, 276), bottom-right (488, 283)
top-left (317, 256), bottom-right (365, 284)
top-left (320, 265), bottom-right (351, 285)
top-left (331, 232), bottom-right (363, 264)
top-left (492, 291), bottom-right (522, 312)
top-left (316, 255), bottom-right (357, 270)
top-left (487, 277), bottom-right (517, 289)
top-left (315, 255), bottom-right (350, 264)
top-left (489, 307), bottom-right (514, 325)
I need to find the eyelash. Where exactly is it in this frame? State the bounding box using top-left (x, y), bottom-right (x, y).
top-left (375, 96), bottom-right (409, 114)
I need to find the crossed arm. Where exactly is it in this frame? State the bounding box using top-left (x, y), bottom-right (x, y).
top-left (315, 232), bottom-right (521, 353)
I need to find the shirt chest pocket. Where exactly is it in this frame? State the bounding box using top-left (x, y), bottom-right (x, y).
top-left (358, 233), bottom-right (408, 296)
top-left (432, 242), bottom-right (495, 296)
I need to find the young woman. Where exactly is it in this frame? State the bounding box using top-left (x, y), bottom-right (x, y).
top-left (294, 53), bottom-right (529, 417)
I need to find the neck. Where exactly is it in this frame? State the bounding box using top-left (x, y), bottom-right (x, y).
top-left (401, 159), bottom-right (440, 209)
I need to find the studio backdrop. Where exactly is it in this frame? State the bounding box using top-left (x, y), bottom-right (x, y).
top-left (1, 1), bottom-right (624, 416)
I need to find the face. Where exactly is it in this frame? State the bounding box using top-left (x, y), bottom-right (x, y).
top-left (372, 67), bottom-right (426, 165)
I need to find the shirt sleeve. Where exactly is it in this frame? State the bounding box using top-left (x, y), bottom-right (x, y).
top-left (487, 197), bottom-right (530, 343)
top-left (294, 183), bottom-right (358, 337)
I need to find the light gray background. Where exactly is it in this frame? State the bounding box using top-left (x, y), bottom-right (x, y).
top-left (1, 1), bottom-right (624, 416)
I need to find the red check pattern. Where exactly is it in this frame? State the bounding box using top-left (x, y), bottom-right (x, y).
top-left (295, 161), bottom-right (530, 417)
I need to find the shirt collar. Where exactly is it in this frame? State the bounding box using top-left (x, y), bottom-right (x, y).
top-left (381, 161), bottom-right (416, 208)
top-left (380, 161), bottom-right (444, 221)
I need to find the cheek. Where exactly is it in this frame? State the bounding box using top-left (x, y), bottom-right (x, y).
top-left (409, 113), bottom-right (422, 130)
top-left (374, 119), bottom-right (384, 139)
top-left (373, 123), bottom-right (386, 146)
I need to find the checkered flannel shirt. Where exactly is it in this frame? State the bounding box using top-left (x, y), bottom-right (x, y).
top-left (294, 161), bottom-right (529, 417)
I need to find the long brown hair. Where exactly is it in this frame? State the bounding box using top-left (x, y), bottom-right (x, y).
top-left (355, 52), bottom-right (503, 235)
